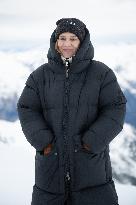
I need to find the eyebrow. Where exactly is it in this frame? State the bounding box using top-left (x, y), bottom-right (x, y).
top-left (59, 35), bottom-right (77, 38)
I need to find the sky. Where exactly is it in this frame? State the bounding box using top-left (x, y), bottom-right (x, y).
top-left (0, 0), bottom-right (136, 50)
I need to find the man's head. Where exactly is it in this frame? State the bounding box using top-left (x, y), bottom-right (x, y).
top-left (55, 18), bottom-right (86, 58)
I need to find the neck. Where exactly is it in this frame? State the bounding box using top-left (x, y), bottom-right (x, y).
top-left (61, 56), bottom-right (72, 64)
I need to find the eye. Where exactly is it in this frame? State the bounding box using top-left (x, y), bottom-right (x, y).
top-left (70, 38), bottom-right (78, 41)
top-left (58, 37), bottom-right (66, 41)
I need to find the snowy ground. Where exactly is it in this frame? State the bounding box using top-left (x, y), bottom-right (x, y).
top-left (0, 144), bottom-right (34, 205)
top-left (0, 133), bottom-right (136, 205)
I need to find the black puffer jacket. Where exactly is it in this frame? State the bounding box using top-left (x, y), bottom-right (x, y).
top-left (17, 28), bottom-right (126, 195)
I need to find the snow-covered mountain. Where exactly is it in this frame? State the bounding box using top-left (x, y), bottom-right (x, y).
top-left (110, 123), bottom-right (136, 185)
top-left (0, 47), bottom-right (47, 121)
top-left (0, 43), bottom-right (136, 189)
top-left (95, 44), bottom-right (136, 129)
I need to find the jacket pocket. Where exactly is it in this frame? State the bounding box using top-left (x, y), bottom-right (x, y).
top-left (73, 146), bottom-right (107, 190)
top-left (35, 144), bottom-right (60, 193)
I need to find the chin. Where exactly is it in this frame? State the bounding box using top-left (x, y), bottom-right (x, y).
top-left (64, 55), bottom-right (72, 58)
top-left (63, 53), bottom-right (73, 58)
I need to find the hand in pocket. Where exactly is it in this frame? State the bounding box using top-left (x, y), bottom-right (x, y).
top-left (83, 143), bottom-right (91, 151)
top-left (43, 144), bottom-right (53, 155)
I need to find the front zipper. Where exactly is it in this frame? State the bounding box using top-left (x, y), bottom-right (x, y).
top-left (64, 59), bottom-right (70, 78)
top-left (66, 68), bottom-right (70, 78)
top-left (63, 58), bottom-right (71, 192)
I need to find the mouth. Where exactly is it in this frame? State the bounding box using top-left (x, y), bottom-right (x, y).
top-left (63, 49), bottom-right (73, 52)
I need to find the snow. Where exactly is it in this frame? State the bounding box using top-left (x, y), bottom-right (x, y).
top-left (0, 120), bottom-right (35, 205)
top-left (0, 51), bottom-right (29, 97)
top-left (0, 47), bottom-right (47, 98)
top-left (95, 44), bottom-right (136, 94)
top-left (110, 124), bottom-right (136, 183)
top-left (117, 183), bottom-right (136, 205)
top-left (0, 143), bottom-right (35, 205)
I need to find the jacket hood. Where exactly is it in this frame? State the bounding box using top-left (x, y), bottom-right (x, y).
top-left (47, 28), bottom-right (94, 74)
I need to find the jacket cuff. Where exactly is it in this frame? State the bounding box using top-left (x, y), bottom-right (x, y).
top-left (82, 131), bottom-right (98, 154)
top-left (31, 130), bottom-right (54, 151)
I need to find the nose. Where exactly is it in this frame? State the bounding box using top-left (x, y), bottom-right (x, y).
top-left (63, 39), bottom-right (71, 46)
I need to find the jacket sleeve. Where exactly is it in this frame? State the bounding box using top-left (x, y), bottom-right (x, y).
top-left (82, 69), bottom-right (127, 154)
top-left (17, 72), bottom-right (54, 151)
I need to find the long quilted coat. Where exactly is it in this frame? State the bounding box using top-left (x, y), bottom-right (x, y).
top-left (17, 28), bottom-right (127, 204)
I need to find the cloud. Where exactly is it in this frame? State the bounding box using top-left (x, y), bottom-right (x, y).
top-left (0, 0), bottom-right (136, 48)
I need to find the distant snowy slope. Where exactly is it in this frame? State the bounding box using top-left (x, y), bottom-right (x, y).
top-left (0, 48), bottom-right (46, 97)
top-left (95, 44), bottom-right (136, 127)
top-left (0, 52), bottom-right (28, 97)
top-left (95, 44), bottom-right (136, 84)
top-left (110, 123), bottom-right (136, 185)
top-left (0, 48), bottom-right (46, 121)
top-left (0, 120), bottom-right (27, 145)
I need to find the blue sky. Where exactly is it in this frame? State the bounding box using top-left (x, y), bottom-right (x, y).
top-left (0, 0), bottom-right (136, 50)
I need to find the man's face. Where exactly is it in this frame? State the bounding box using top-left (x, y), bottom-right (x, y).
top-left (56, 32), bottom-right (80, 58)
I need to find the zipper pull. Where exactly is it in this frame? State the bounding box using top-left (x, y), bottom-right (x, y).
top-left (65, 60), bottom-right (69, 67)
top-left (66, 68), bottom-right (69, 78)
top-left (66, 172), bottom-right (70, 181)
top-left (65, 59), bottom-right (70, 78)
